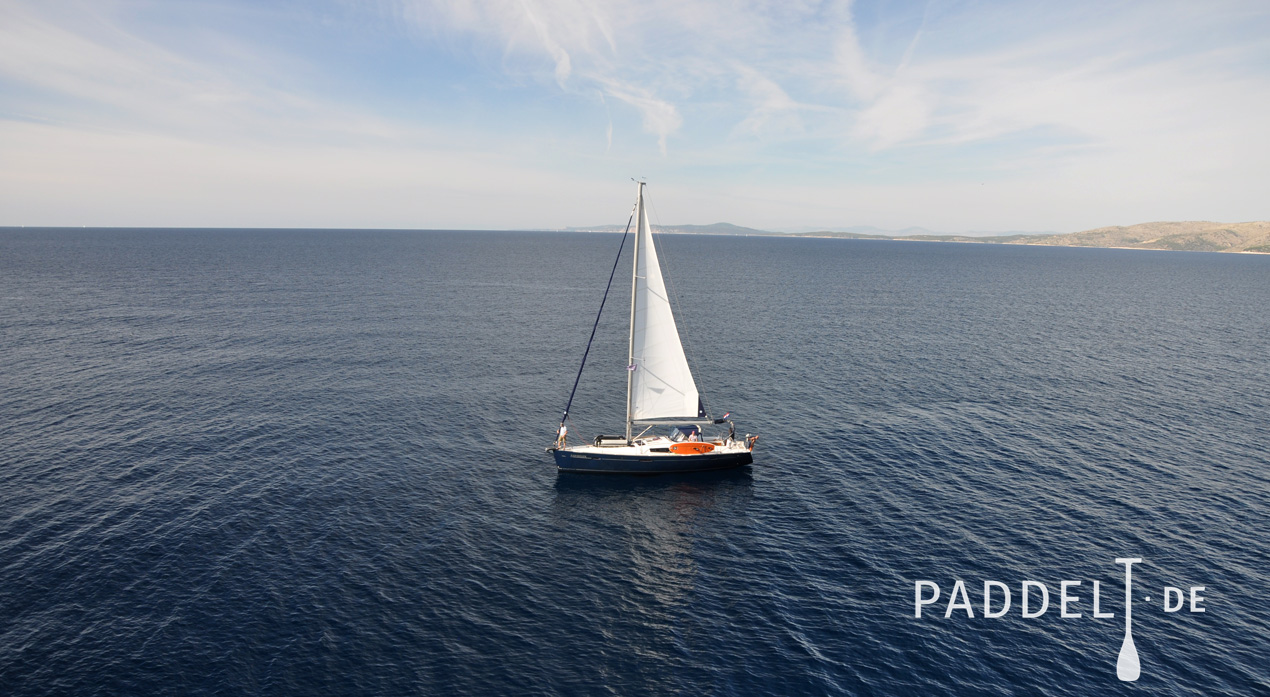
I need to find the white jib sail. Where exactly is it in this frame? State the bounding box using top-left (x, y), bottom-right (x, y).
top-left (630, 186), bottom-right (701, 421)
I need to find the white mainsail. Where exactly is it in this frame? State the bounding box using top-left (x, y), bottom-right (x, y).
top-left (628, 184), bottom-right (702, 423)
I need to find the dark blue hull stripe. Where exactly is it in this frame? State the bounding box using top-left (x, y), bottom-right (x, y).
top-left (551, 449), bottom-right (753, 474)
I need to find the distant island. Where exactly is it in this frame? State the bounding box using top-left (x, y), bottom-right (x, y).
top-left (570, 221), bottom-right (1270, 253)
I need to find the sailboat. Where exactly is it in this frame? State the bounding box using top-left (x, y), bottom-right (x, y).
top-left (548, 182), bottom-right (757, 474)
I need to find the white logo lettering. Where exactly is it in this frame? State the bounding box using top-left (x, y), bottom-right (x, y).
top-left (983, 581), bottom-right (1010, 618)
top-left (1022, 581), bottom-right (1049, 618)
top-left (914, 580), bottom-right (940, 618)
top-left (911, 557), bottom-right (1209, 682)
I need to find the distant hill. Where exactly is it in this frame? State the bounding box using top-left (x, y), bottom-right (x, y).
top-left (567, 222), bottom-right (770, 236)
top-left (569, 220), bottom-right (1270, 253)
top-left (785, 225), bottom-right (936, 237)
top-left (1019, 221), bottom-right (1270, 253)
top-left (790, 230), bottom-right (1044, 243)
top-left (795, 221), bottom-right (1270, 252)
top-left (659, 222), bottom-right (772, 236)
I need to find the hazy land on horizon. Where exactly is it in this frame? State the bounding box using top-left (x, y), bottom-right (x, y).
top-left (6, 221), bottom-right (1268, 254)
top-left (570, 220), bottom-right (1270, 254)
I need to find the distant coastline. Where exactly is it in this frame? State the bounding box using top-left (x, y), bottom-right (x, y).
top-left (568, 221), bottom-right (1270, 254)
top-left (6, 222), bottom-right (1267, 254)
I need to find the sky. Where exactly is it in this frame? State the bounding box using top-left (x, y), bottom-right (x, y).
top-left (1, 0), bottom-right (1268, 233)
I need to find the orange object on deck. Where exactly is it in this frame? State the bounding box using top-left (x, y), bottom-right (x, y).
top-left (669, 442), bottom-right (715, 454)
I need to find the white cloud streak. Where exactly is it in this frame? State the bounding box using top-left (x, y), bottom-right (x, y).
top-left (0, 1), bottom-right (405, 144)
top-left (381, 0), bottom-right (836, 153)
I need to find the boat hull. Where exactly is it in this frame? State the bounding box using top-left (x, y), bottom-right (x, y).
top-left (551, 447), bottom-right (753, 475)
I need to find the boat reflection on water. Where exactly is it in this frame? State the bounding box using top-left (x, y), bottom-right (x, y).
top-left (551, 468), bottom-right (755, 532)
top-left (549, 470), bottom-right (755, 656)
top-left (553, 466), bottom-right (754, 494)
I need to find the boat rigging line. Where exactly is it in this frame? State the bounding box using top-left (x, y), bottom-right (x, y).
top-left (556, 204), bottom-right (637, 445)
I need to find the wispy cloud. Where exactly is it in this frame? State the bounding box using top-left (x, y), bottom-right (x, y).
top-left (731, 64), bottom-right (805, 138)
top-left (0, 1), bottom-right (403, 144)
top-left (377, 0), bottom-right (841, 153)
top-left (382, 0), bottom-right (683, 150)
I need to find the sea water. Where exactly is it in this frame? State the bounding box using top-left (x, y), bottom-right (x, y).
top-left (1, 229), bottom-right (1267, 695)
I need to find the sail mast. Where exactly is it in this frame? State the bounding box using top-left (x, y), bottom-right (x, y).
top-left (625, 181), bottom-right (643, 443)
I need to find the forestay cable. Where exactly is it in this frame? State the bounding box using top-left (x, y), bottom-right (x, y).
top-left (557, 208), bottom-right (635, 442)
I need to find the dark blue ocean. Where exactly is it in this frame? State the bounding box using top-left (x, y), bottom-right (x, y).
top-left (1, 229), bottom-right (1267, 696)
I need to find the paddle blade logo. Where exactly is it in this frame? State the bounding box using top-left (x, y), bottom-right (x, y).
top-left (913, 557), bottom-right (1209, 683)
top-left (1115, 558), bottom-right (1141, 682)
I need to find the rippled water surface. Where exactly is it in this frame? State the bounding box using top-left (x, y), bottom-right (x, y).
top-left (1, 229), bottom-right (1267, 696)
